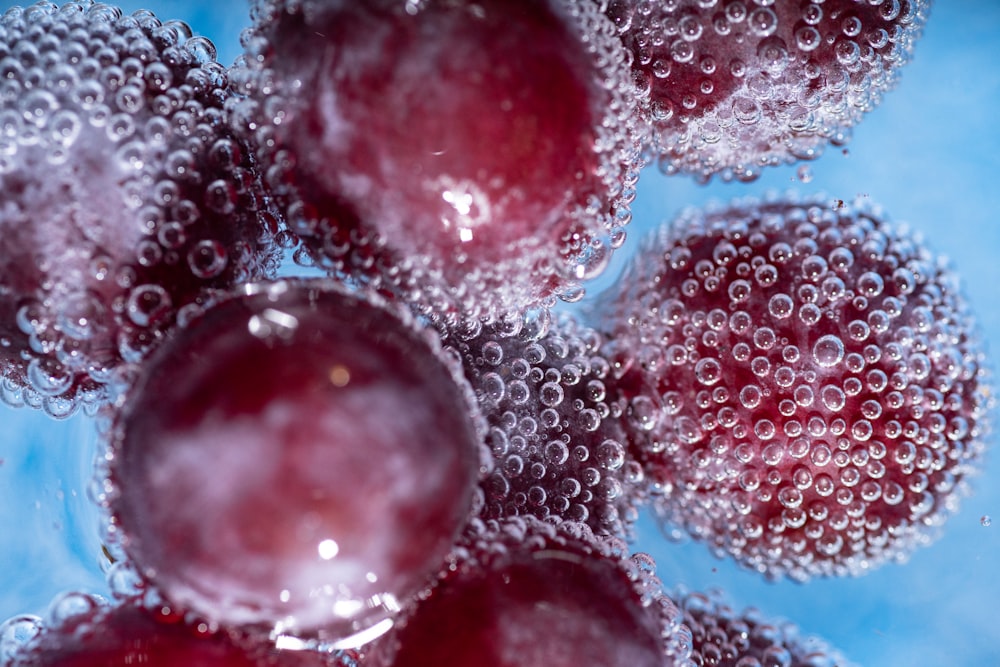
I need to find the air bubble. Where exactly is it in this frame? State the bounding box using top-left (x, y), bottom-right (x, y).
top-left (125, 285), bottom-right (172, 328)
top-left (812, 335), bottom-right (844, 368)
top-left (694, 357), bottom-right (722, 386)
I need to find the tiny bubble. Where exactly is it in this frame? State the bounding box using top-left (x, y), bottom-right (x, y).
top-left (982, 515), bottom-right (992, 527)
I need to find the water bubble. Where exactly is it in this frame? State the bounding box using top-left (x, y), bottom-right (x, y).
top-left (812, 335), bottom-right (845, 368)
top-left (694, 357), bottom-right (722, 386)
top-left (187, 240), bottom-right (228, 279)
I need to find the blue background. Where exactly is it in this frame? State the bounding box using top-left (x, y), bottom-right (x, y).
top-left (1, 1), bottom-right (997, 665)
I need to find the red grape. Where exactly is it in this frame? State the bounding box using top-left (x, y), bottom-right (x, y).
top-left (678, 589), bottom-right (853, 667)
top-left (449, 313), bottom-right (646, 536)
top-left (228, 0), bottom-right (647, 324)
top-left (594, 194), bottom-right (991, 580)
top-left (0, 2), bottom-right (279, 417)
top-left (605, 0), bottom-right (928, 181)
top-left (4, 594), bottom-right (338, 667)
top-left (103, 280), bottom-right (487, 641)
top-left (366, 517), bottom-right (692, 667)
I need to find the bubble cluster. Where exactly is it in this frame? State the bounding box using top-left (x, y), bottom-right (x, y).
top-left (678, 589), bottom-right (854, 667)
top-left (101, 279), bottom-right (488, 641)
top-left (595, 194), bottom-right (991, 580)
top-left (366, 516), bottom-right (692, 667)
top-left (448, 313), bottom-right (646, 537)
top-left (605, 0), bottom-right (929, 181)
top-left (2, 592), bottom-right (340, 666)
top-left (0, 1), bottom-right (280, 417)
top-left (227, 0), bottom-right (647, 327)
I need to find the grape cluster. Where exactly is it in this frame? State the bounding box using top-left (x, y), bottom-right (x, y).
top-left (0, 1), bottom-right (989, 666)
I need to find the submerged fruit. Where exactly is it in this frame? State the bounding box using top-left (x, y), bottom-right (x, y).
top-left (595, 194), bottom-right (991, 580)
top-left (229, 0), bottom-right (646, 323)
top-left (605, 0), bottom-right (929, 181)
top-left (3, 594), bottom-right (337, 667)
top-left (449, 313), bottom-right (645, 536)
top-left (104, 280), bottom-right (486, 641)
top-left (0, 2), bottom-right (279, 417)
top-left (678, 589), bottom-right (854, 667)
top-left (368, 517), bottom-right (692, 667)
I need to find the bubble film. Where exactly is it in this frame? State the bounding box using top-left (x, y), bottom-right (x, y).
top-left (678, 588), bottom-right (855, 667)
top-left (365, 516), bottom-right (693, 667)
top-left (101, 279), bottom-right (488, 642)
top-left (0, 1), bottom-right (280, 418)
top-left (2, 592), bottom-right (340, 666)
top-left (605, 0), bottom-right (929, 181)
top-left (448, 312), bottom-right (646, 536)
top-left (595, 194), bottom-right (991, 580)
top-left (227, 0), bottom-right (647, 325)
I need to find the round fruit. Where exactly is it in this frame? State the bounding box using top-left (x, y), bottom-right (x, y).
top-left (228, 0), bottom-right (646, 324)
top-left (0, 2), bottom-right (279, 417)
top-left (594, 194), bottom-right (991, 580)
top-left (678, 589), bottom-right (854, 667)
top-left (367, 517), bottom-right (692, 667)
top-left (103, 280), bottom-right (486, 640)
top-left (605, 0), bottom-right (929, 181)
top-left (449, 312), bottom-right (646, 536)
top-left (2, 594), bottom-right (337, 667)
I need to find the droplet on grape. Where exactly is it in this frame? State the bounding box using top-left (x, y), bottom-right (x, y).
top-left (0, 3), bottom-right (280, 417)
top-left (605, 0), bottom-right (929, 181)
top-left (104, 280), bottom-right (487, 641)
top-left (593, 194), bottom-right (991, 580)
top-left (367, 517), bottom-right (692, 667)
top-left (229, 0), bottom-right (648, 323)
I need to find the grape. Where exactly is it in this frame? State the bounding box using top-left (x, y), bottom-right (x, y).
top-left (102, 280), bottom-right (487, 641)
top-left (605, 0), bottom-right (929, 181)
top-left (227, 0), bottom-right (646, 324)
top-left (3, 593), bottom-right (339, 666)
top-left (594, 194), bottom-right (991, 580)
top-left (0, 2), bottom-right (280, 418)
top-left (366, 517), bottom-right (692, 667)
top-left (448, 312), bottom-right (645, 536)
top-left (678, 589), bottom-right (854, 667)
